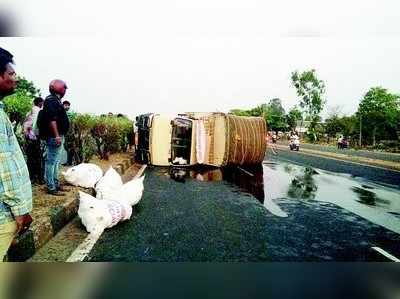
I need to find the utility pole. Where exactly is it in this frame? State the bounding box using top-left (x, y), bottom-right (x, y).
top-left (359, 113), bottom-right (362, 147)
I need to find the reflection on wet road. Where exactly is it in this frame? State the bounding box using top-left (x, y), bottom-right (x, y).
top-left (171, 160), bottom-right (400, 233)
top-left (167, 160), bottom-right (400, 261)
top-left (262, 161), bottom-right (400, 234)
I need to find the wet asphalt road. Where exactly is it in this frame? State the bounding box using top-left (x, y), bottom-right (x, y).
top-left (86, 159), bottom-right (400, 261)
top-left (273, 148), bottom-right (400, 188)
top-left (86, 167), bottom-right (270, 261)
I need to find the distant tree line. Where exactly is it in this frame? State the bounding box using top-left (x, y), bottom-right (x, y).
top-left (230, 69), bottom-right (400, 150)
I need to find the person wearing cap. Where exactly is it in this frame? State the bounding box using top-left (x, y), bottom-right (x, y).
top-left (0, 47), bottom-right (33, 261)
top-left (42, 79), bottom-right (70, 195)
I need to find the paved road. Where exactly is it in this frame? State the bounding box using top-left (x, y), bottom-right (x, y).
top-left (270, 147), bottom-right (400, 188)
top-left (86, 166), bottom-right (270, 261)
top-left (278, 141), bottom-right (400, 163)
top-left (85, 165), bottom-right (400, 262)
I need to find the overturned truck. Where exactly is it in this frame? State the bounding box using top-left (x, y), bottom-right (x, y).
top-left (135, 112), bottom-right (267, 167)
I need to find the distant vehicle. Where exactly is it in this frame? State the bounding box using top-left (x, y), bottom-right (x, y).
top-left (337, 136), bottom-right (349, 149)
top-left (289, 135), bottom-right (300, 151)
top-left (341, 138), bottom-right (349, 149)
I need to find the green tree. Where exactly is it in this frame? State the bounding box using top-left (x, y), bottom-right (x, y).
top-left (230, 104), bottom-right (267, 118)
top-left (3, 93), bottom-right (32, 125)
top-left (291, 69), bottom-right (326, 142)
top-left (358, 87), bottom-right (400, 146)
top-left (248, 104), bottom-right (267, 117)
top-left (341, 115), bottom-right (359, 141)
top-left (265, 98), bottom-right (286, 131)
top-left (3, 77), bottom-right (41, 129)
top-left (15, 76), bottom-right (41, 97)
top-left (324, 114), bottom-right (359, 146)
top-left (229, 109), bottom-right (252, 117)
top-left (324, 116), bottom-right (344, 139)
top-left (286, 106), bottom-right (303, 131)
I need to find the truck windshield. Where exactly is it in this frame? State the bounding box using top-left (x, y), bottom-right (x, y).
top-left (171, 118), bottom-right (192, 164)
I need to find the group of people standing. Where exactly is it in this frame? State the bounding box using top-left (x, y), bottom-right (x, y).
top-left (0, 47), bottom-right (72, 261)
top-left (23, 96), bottom-right (72, 186)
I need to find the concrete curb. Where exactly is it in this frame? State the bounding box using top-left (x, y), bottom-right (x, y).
top-left (7, 157), bottom-right (136, 262)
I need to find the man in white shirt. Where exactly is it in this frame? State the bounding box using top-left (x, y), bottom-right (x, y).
top-left (23, 97), bottom-right (44, 184)
top-left (337, 135), bottom-right (343, 149)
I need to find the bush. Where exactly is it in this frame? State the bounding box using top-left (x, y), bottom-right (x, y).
top-left (3, 92), bottom-right (35, 156)
top-left (64, 113), bottom-right (134, 162)
top-left (66, 113), bottom-right (97, 163)
top-left (380, 140), bottom-right (399, 147)
top-left (365, 140), bottom-right (400, 153)
top-left (91, 116), bottom-right (133, 159)
top-left (3, 92), bottom-right (32, 127)
top-left (7, 103), bottom-right (136, 162)
top-left (81, 134), bottom-right (97, 162)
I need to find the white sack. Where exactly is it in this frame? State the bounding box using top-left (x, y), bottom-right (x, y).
top-left (102, 175), bottom-right (145, 207)
top-left (78, 191), bottom-right (132, 235)
top-left (172, 157), bottom-right (187, 165)
top-left (95, 166), bottom-right (123, 199)
top-left (62, 163), bottom-right (103, 188)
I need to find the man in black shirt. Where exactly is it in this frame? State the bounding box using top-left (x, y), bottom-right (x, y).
top-left (43, 79), bottom-right (70, 195)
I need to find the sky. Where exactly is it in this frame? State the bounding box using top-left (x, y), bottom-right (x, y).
top-left (1, 0), bottom-right (400, 120)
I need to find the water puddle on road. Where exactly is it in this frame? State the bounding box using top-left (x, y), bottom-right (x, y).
top-left (168, 162), bottom-right (400, 234)
top-left (263, 161), bottom-right (400, 234)
top-left (169, 165), bottom-right (265, 200)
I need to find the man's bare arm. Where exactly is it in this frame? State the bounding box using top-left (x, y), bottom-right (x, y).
top-left (49, 120), bottom-right (62, 146)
